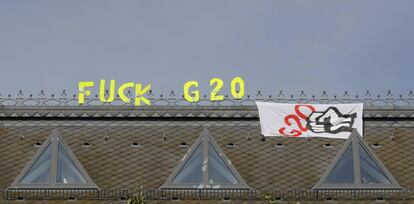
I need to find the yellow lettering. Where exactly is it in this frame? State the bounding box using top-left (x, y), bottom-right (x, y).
top-left (135, 83), bottom-right (151, 106)
top-left (78, 81), bottom-right (94, 105)
top-left (183, 81), bottom-right (199, 102)
top-left (210, 77), bottom-right (224, 101)
top-left (118, 82), bottom-right (134, 103)
top-left (99, 79), bottom-right (116, 103)
top-left (231, 77), bottom-right (245, 99)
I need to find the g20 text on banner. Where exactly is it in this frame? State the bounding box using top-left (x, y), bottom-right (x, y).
top-left (256, 102), bottom-right (363, 139)
top-left (78, 77), bottom-right (245, 105)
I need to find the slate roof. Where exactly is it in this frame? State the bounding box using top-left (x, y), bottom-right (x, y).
top-left (0, 105), bottom-right (414, 203)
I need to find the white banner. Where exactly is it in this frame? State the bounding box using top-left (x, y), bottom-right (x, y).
top-left (256, 102), bottom-right (363, 139)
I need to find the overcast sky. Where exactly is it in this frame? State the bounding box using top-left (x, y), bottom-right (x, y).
top-left (0, 1), bottom-right (413, 99)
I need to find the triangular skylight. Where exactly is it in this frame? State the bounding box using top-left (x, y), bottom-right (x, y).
top-left (161, 128), bottom-right (250, 189)
top-left (313, 130), bottom-right (402, 190)
top-left (8, 129), bottom-right (98, 189)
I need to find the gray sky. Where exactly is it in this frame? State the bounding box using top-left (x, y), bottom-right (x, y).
top-left (0, 0), bottom-right (413, 98)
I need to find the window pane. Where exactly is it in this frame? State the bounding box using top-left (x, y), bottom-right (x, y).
top-left (325, 144), bottom-right (354, 183)
top-left (20, 143), bottom-right (52, 184)
top-left (208, 143), bottom-right (238, 184)
top-left (359, 143), bottom-right (391, 184)
top-left (172, 143), bottom-right (203, 184)
top-left (57, 143), bottom-right (86, 184)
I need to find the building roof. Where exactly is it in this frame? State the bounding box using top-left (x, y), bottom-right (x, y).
top-left (1, 96), bottom-right (414, 203)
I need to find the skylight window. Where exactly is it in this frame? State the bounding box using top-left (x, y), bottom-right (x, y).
top-left (8, 129), bottom-right (98, 189)
top-left (161, 128), bottom-right (250, 189)
top-left (313, 130), bottom-right (402, 190)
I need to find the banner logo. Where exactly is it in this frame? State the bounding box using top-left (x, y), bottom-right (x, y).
top-left (256, 102), bottom-right (363, 139)
top-left (306, 106), bottom-right (356, 134)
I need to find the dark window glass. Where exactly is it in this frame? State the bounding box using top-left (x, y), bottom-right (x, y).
top-left (172, 143), bottom-right (203, 184)
top-left (208, 143), bottom-right (238, 184)
top-left (20, 143), bottom-right (52, 184)
top-left (359, 143), bottom-right (391, 184)
top-left (57, 143), bottom-right (86, 184)
top-left (325, 144), bottom-right (354, 183)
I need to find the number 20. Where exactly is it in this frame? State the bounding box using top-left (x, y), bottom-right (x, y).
top-left (184, 77), bottom-right (245, 102)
